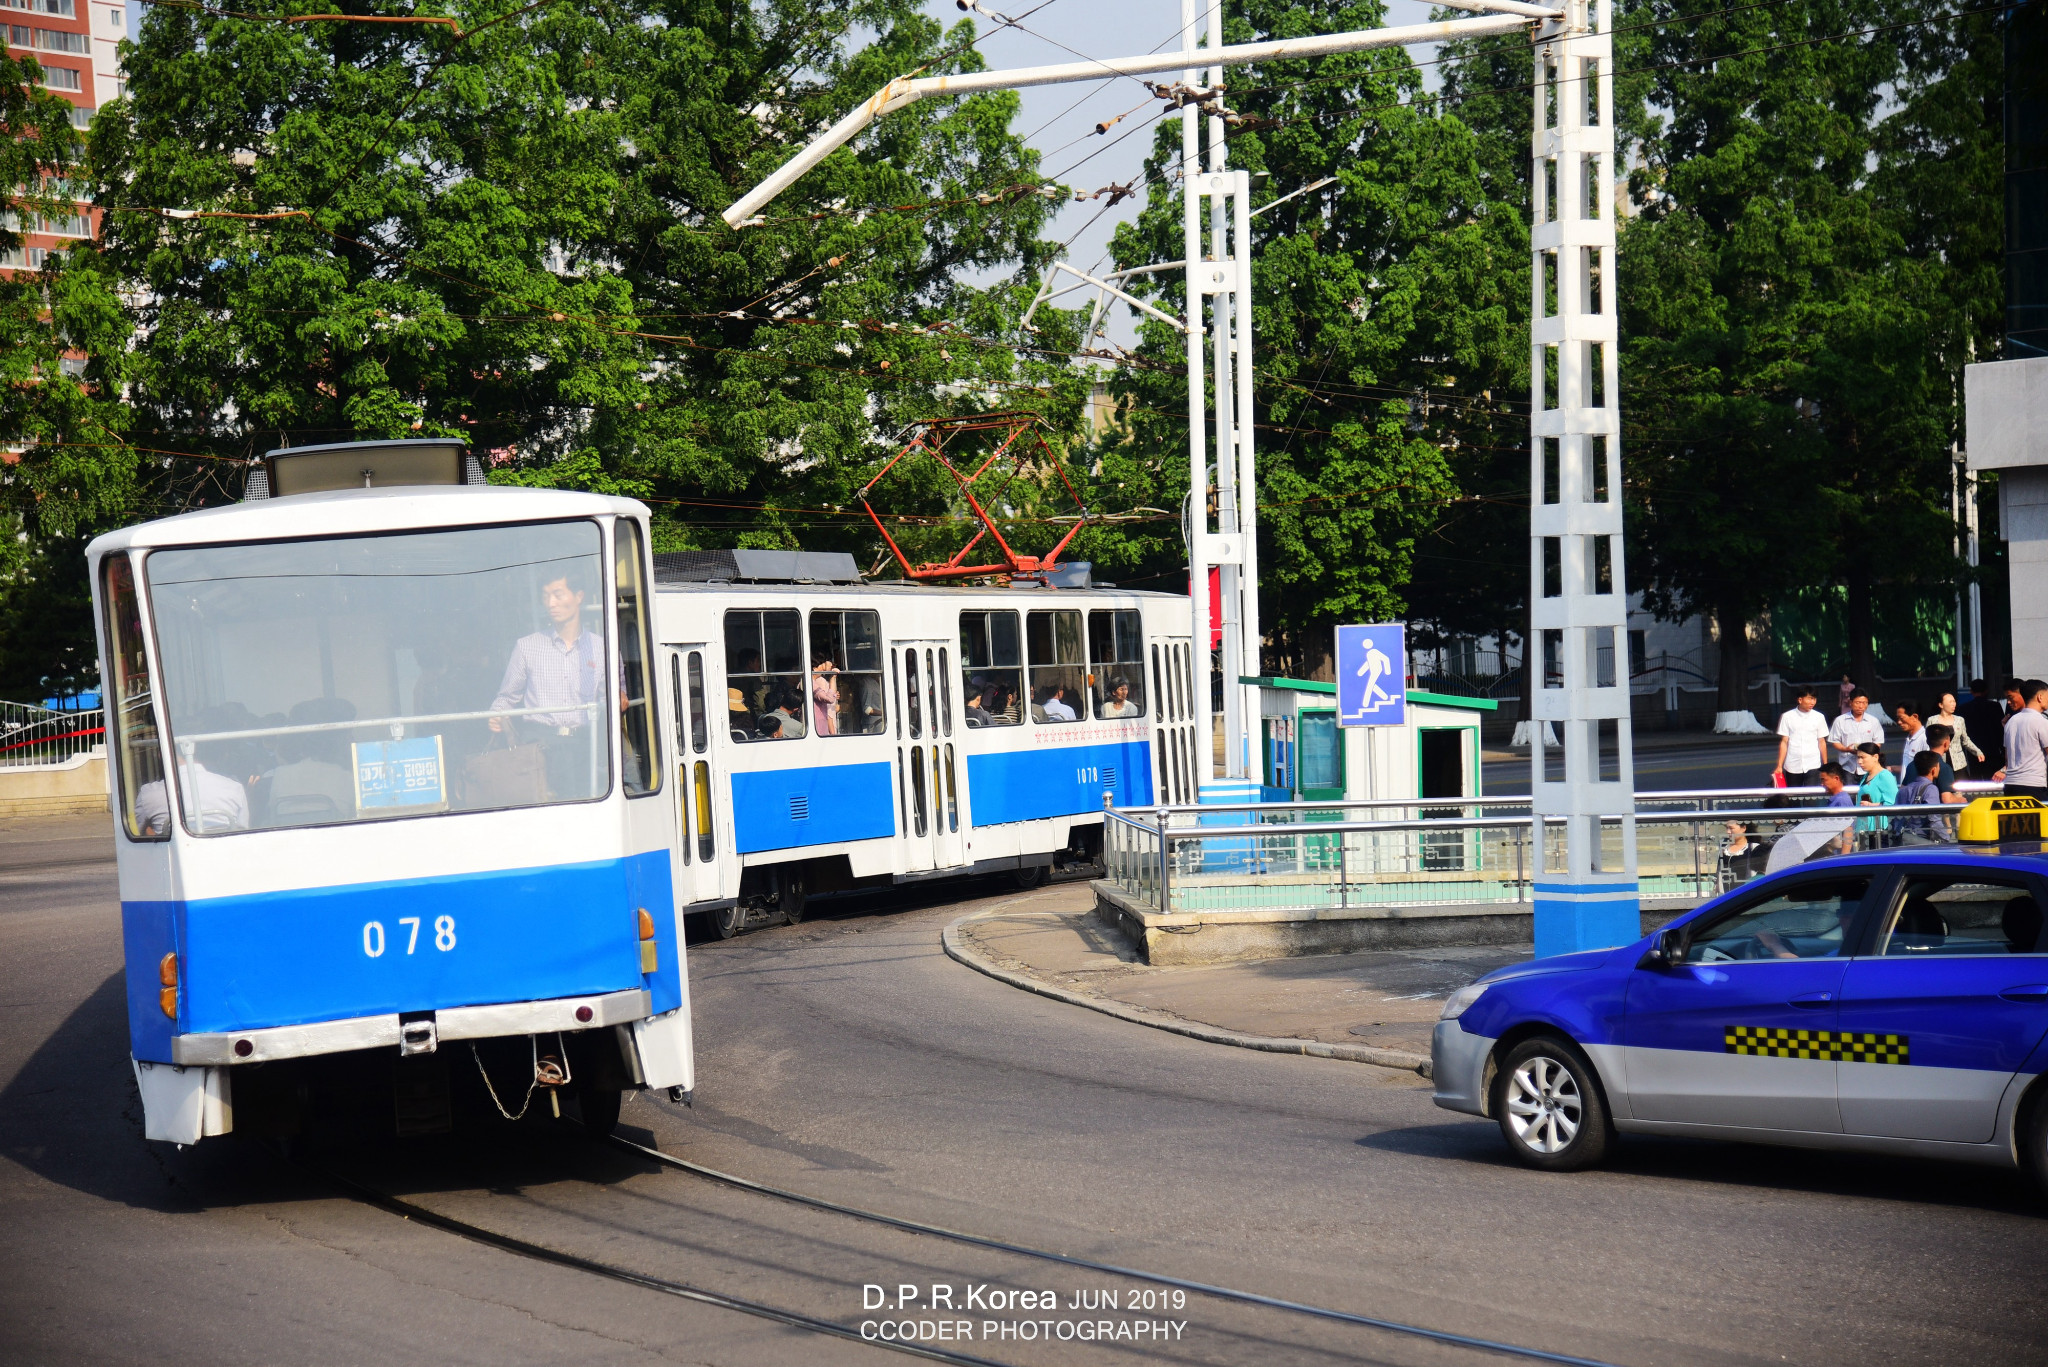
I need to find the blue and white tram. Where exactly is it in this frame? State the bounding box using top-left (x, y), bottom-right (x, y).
top-left (647, 551), bottom-right (1204, 936)
top-left (90, 441), bottom-right (693, 1146)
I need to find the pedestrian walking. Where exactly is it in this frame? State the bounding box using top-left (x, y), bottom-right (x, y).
top-left (1935, 690), bottom-right (1987, 777)
top-left (1773, 685), bottom-right (1830, 788)
top-left (1829, 689), bottom-right (1885, 767)
top-left (1998, 680), bottom-right (2048, 801)
top-left (1922, 724), bottom-right (1965, 802)
top-left (1894, 702), bottom-right (1926, 781)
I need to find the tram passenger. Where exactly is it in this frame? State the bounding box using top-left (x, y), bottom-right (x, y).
top-left (260, 697), bottom-right (358, 825)
top-left (1037, 683), bottom-right (1078, 722)
top-left (811, 653), bottom-right (840, 736)
top-left (964, 679), bottom-right (993, 727)
top-left (135, 727), bottom-right (252, 836)
top-left (489, 568), bottom-right (603, 799)
top-left (766, 685), bottom-right (807, 739)
top-left (1098, 676), bottom-right (1139, 718)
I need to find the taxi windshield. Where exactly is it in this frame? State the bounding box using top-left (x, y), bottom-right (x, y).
top-left (143, 520), bottom-right (611, 836)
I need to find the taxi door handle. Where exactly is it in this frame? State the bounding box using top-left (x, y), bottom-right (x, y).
top-left (1789, 991), bottom-right (1833, 1008)
top-left (1999, 985), bottom-right (2048, 1003)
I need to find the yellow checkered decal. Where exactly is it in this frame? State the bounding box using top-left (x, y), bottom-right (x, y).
top-left (1724, 1025), bottom-right (1909, 1065)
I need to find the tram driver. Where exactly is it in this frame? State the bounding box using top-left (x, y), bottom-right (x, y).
top-left (489, 567), bottom-right (604, 799)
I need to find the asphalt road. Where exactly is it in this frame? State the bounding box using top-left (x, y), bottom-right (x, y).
top-left (4, 814), bottom-right (2048, 1366)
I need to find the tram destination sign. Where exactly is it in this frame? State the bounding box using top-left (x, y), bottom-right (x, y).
top-left (1335, 623), bottom-right (1406, 728)
top-left (353, 735), bottom-right (449, 812)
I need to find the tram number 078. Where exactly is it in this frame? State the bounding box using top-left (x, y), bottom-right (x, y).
top-left (362, 916), bottom-right (457, 958)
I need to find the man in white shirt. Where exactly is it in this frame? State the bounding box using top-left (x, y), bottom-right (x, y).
top-left (134, 758), bottom-right (250, 835)
top-left (1893, 701), bottom-right (1927, 781)
top-left (1773, 685), bottom-right (1830, 787)
top-left (1999, 680), bottom-right (2048, 801)
top-left (1039, 684), bottom-right (1078, 722)
top-left (1828, 689), bottom-right (1885, 766)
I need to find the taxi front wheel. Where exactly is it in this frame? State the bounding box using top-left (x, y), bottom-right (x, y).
top-left (1491, 1036), bottom-right (1615, 1172)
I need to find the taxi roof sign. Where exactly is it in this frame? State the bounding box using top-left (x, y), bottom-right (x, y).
top-left (1957, 794), bottom-right (2044, 843)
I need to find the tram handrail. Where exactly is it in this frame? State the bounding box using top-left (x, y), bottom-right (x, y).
top-left (1105, 804), bottom-right (1960, 842)
top-left (171, 701), bottom-right (602, 746)
top-left (1113, 782), bottom-right (2002, 820)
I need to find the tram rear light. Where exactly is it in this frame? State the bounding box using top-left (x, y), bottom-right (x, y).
top-left (575, 1005), bottom-right (593, 1023)
top-left (158, 952), bottom-right (178, 987)
top-left (159, 987), bottom-right (177, 1019)
top-left (637, 909), bottom-right (655, 940)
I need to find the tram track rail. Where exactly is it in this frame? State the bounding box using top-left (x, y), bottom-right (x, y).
top-left (308, 1122), bottom-right (1620, 1367)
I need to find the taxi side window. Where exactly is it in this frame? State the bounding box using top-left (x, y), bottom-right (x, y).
top-left (1877, 877), bottom-right (2044, 956)
top-left (1684, 878), bottom-right (1872, 962)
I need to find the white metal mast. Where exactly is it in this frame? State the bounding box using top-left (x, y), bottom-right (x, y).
top-left (1528, 0), bottom-right (1637, 954)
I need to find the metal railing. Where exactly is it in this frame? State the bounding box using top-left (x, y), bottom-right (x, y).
top-left (1102, 798), bottom-right (1969, 918)
top-left (0, 700), bottom-right (106, 769)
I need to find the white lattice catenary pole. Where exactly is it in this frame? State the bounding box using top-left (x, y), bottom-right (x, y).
top-left (1528, 0), bottom-right (1638, 953)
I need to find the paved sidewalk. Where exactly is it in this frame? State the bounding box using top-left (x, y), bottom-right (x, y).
top-left (944, 882), bottom-right (1528, 1075)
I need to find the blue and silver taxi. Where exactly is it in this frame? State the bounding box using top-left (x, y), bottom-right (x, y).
top-left (1432, 832), bottom-right (2048, 1187)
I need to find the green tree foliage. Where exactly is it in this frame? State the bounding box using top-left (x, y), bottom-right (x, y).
top-left (7, 0), bottom-right (1082, 697)
top-left (1101, 0), bottom-right (1519, 673)
top-left (1619, 0), bottom-right (1997, 705)
top-left (0, 55), bottom-right (139, 698)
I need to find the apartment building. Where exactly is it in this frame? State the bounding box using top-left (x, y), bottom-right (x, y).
top-left (3, 0), bottom-right (123, 272)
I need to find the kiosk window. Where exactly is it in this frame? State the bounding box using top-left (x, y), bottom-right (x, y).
top-left (808, 609), bottom-right (885, 736)
top-left (959, 610), bottom-right (1022, 727)
top-left (725, 609), bottom-right (805, 741)
top-left (1088, 609), bottom-right (1146, 718)
top-left (1027, 610), bottom-right (1087, 723)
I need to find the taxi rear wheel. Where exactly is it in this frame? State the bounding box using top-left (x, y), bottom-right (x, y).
top-left (2022, 1088), bottom-right (2048, 1199)
top-left (1491, 1035), bottom-right (1614, 1172)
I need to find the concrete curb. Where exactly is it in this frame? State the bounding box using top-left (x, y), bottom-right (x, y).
top-left (941, 910), bottom-right (1434, 1079)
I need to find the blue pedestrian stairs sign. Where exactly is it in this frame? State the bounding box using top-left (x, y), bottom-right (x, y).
top-left (1335, 624), bottom-right (1406, 728)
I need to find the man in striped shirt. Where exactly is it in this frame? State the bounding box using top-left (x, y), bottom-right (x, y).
top-left (490, 567), bottom-right (604, 798)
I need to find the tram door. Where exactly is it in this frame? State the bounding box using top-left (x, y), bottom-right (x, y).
top-left (664, 645), bottom-right (732, 904)
top-left (890, 640), bottom-right (967, 873)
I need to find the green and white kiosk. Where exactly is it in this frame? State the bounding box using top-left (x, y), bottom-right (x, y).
top-left (1245, 675), bottom-right (1497, 808)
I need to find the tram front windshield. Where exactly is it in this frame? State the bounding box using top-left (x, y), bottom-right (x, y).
top-left (143, 520), bottom-right (611, 835)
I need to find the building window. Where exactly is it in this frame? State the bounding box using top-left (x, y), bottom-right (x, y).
top-left (36, 25), bottom-right (87, 51)
top-left (38, 64), bottom-right (82, 90)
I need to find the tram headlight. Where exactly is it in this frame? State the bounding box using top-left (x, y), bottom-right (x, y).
top-left (158, 952), bottom-right (179, 1019)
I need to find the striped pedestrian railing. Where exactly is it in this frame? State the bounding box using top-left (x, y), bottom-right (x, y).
top-left (0, 700), bottom-right (106, 768)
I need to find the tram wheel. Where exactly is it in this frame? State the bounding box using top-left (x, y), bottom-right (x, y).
top-left (780, 876), bottom-right (807, 925)
top-left (1012, 864), bottom-right (1046, 890)
top-left (579, 1085), bottom-right (622, 1139)
top-left (712, 903), bottom-right (746, 939)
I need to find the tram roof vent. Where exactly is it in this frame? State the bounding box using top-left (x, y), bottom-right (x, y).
top-left (246, 439), bottom-right (481, 500)
top-left (653, 549), bottom-right (863, 585)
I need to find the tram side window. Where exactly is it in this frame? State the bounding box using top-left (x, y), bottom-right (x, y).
top-left (1088, 609), bottom-right (1146, 718)
top-left (958, 609), bottom-right (1022, 727)
top-left (725, 609), bottom-right (806, 742)
top-left (808, 609), bottom-right (886, 736)
top-left (1026, 609), bottom-right (1087, 723)
top-left (102, 554), bottom-right (167, 840)
top-left (614, 520), bottom-right (660, 795)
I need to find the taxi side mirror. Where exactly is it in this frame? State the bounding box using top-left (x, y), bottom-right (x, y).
top-left (1644, 926), bottom-right (1687, 969)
